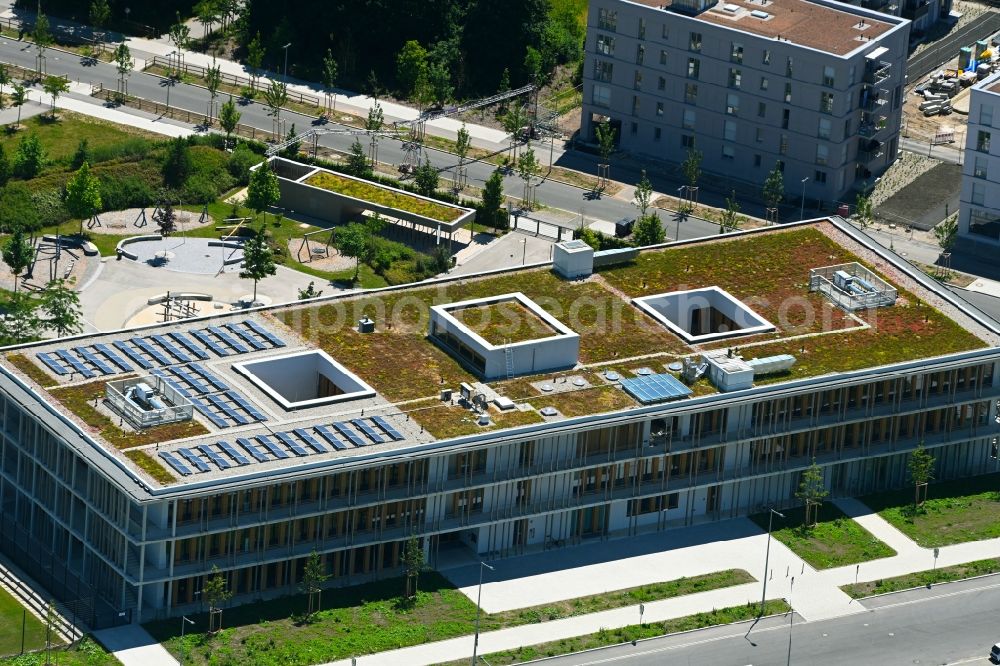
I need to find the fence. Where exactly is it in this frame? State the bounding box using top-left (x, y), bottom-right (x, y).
top-left (145, 55), bottom-right (322, 108)
top-left (809, 262), bottom-right (898, 310)
top-left (0, 58), bottom-right (70, 85)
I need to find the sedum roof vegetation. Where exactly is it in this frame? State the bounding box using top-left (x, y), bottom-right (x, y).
top-left (305, 171), bottom-right (465, 222)
top-left (453, 300), bottom-right (560, 345)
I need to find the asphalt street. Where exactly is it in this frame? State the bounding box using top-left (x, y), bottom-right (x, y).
top-left (539, 575), bottom-right (1000, 666)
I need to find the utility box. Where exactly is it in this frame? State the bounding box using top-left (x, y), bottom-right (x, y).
top-left (552, 239), bottom-right (594, 279)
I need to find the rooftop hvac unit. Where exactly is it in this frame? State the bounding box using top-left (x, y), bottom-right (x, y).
top-left (746, 354), bottom-right (796, 375)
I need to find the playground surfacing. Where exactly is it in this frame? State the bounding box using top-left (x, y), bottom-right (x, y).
top-left (93, 207), bottom-right (217, 235)
top-left (125, 237), bottom-right (244, 274)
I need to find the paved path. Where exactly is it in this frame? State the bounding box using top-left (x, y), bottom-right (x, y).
top-left (93, 625), bottom-right (178, 666)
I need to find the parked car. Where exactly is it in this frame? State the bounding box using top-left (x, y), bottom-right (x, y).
top-left (990, 642), bottom-right (1000, 663)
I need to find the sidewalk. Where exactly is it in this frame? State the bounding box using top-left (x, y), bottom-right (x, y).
top-left (92, 625), bottom-right (177, 666)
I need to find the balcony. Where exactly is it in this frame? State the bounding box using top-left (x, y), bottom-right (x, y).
top-left (859, 115), bottom-right (888, 138)
top-left (865, 61), bottom-right (892, 86)
top-left (859, 139), bottom-right (885, 161)
top-left (860, 86), bottom-right (888, 112)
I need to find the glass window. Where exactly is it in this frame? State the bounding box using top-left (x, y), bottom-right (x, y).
top-left (722, 145), bottom-right (735, 159)
top-left (975, 155), bottom-right (989, 179)
top-left (818, 118), bottom-right (832, 140)
top-left (762, 49), bottom-right (771, 65)
top-left (592, 84), bottom-right (611, 108)
top-left (631, 121), bottom-right (638, 135)
top-left (779, 135), bottom-right (788, 155)
top-left (816, 144), bottom-right (828, 165)
top-left (598, 8), bottom-right (618, 31)
top-left (820, 92), bottom-right (834, 114)
top-left (662, 24), bottom-right (669, 39)
top-left (728, 68), bottom-right (742, 88)
top-left (758, 101), bottom-right (766, 118)
top-left (760, 77), bottom-right (768, 91)
top-left (972, 181), bottom-right (985, 206)
top-left (632, 95), bottom-right (640, 116)
top-left (682, 134), bottom-right (695, 148)
top-left (815, 170), bottom-right (827, 184)
top-left (638, 17), bottom-right (646, 39)
top-left (726, 93), bottom-right (739, 115)
top-left (636, 44), bottom-right (645, 65)
top-left (597, 34), bottom-right (615, 55)
top-left (654, 127), bottom-right (662, 141)
top-left (656, 101), bottom-right (664, 116)
top-left (784, 83), bottom-right (792, 103)
top-left (593, 60), bottom-right (613, 83)
top-left (776, 160), bottom-right (785, 172)
top-left (977, 130), bottom-right (991, 152)
top-left (683, 108), bottom-right (696, 129)
top-left (724, 120), bottom-right (737, 141)
top-left (660, 49), bottom-right (668, 65)
top-left (689, 32), bottom-right (702, 51)
top-left (755, 127), bottom-right (764, 142)
top-left (731, 42), bottom-right (744, 63)
top-left (658, 76), bottom-right (666, 91)
top-left (822, 66), bottom-right (835, 87)
top-left (782, 108), bottom-right (790, 129)
top-left (687, 57), bottom-right (700, 78)
top-left (786, 57), bottom-right (793, 78)
top-left (982, 104), bottom-right (994, 127)
top-left (754, 154), bottom-right (762, 167)
top-left (634, 70), bottom-right (643, 89)
top-left (685, 83), bottom-right (698, 104)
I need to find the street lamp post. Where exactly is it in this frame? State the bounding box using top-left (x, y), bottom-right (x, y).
top-left (521, 238), bottom-right (527, 265)
top-left (471, 561), bottom-right (495, 666)
top-left (760, 507), bottom-right (785, 617)
top-left (786, 576), bottom-right (795, 666)
top-left (800, 177), bottom-right (809, 221)
top-left (282, 43), bottom-right (292, 82)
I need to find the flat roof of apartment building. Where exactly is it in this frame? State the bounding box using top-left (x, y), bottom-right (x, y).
top-left (629, 0), bottom-right (897, 56)
top-left (3, 219), bottom-right (998, 496)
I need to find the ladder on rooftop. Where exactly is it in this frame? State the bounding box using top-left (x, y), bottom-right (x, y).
top-left (504, 340), bottom-right (514, 381)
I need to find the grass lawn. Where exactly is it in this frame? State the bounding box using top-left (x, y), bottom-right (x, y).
top-left (5, 354), bottom-right (56, 388)
top-left (0, 637), bottom-right (115, 665)
top-left (0, 113), bottom-right (160, 165)
top-left (861, 473), bottom-right (1000, 547)
top-left (436, 600), bottom-right (791, 666)
top-left (453, 300), bottom-right (558, 345)
top-left (124, 450), bottom-right (175, 485)
top-left (749, 503), bottom-right (896, 569)
top-left (841, 557), bottom-right (1000, 599)
top-left (148, 570), bottom-right (754, 666)
top-left (305, 171), bottom-right (465, 223)
top-left (0, 587), bottom-right (48, 657)
top-left (49, 378), bottom-right (208, 453)
top-left (599, 226), bottom-right (987, 380)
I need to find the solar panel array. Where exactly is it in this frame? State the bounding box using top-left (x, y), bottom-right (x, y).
top-left (159, 417), bottom-right (407, 476)
top-left (33, 320), bottom-right (284, 378)
top-left (619, 373), bottom-right (693, 405)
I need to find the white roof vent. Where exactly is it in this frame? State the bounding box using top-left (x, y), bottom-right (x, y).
top-left (723, 3), bottom-right (740, 11)
top-left (750, 9), bottom-right (770, 18)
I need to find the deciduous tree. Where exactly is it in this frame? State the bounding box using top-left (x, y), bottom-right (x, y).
top-left (113, 43), bottom-right (134, 101)
top-left (401, 535), bottom-right (424, 600)
top-left (396, 40), bottom-right (428, 97)
top-left (763, 164), bottom-right (785, 220)
top-left (42, 75), bottom-right (68, 119)
top-left (414, 157), bottom-right (439, 197)
top-left (300, 550), bottom-right (330, 618)
top-left (219, 95), bottom-right (241, 145)
top-left (65, 162), bottom-right (103, 234)
top-left (2, 225), bottom-right (33, 292)
top-left (10, 83), bottom-right (27, 128)
top-left (38, 279), bottom-right (82, 338)
top-left (13, 133), bottom-right (45, 178)
top-left (203, 565), bottom-right (233, 633)
top-left (481, 169), bottom-right (506, 232)
top-left (246, 161), bottom-right (280, 224)
top-left (795, 458), bottom-right (828, 527)
top-left (719, 191), bottom-right (744, 234)
top-left (322, 48), bottom-right (338, 114)
top-left (908, 443), bottom-right (935, 510)
top-left (335, 222), bottom-right (371, 282)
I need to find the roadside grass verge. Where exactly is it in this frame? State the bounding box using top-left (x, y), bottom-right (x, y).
top-left (0, 637), bottom-right (114, 665)
top-left (0, 586), bottom-right (49, 656)
top-left (749, 503), bottom-right (896, 569)
top-left (435, 600), bottom-right (791, 666)
top-left (148, 570), bottom-right (754, 665)
top-left (841, 557), bottom-right (1000, 598)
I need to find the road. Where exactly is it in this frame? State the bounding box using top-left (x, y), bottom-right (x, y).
top-left (538, 575), bottom-right (1000, 666)
top-left (906, 12), bottom-right (1000, 81)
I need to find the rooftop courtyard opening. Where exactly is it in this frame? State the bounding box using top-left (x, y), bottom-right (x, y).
top-left (233, 350), bottom-right (375, 410)
top-left (633, 287), bottom-right (774, 344)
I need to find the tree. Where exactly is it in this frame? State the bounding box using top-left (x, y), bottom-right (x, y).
top-left (113, 43), bottom-right (134, 101)
top-left (908, 443), bottom-right (935, 510)
top-left (681, 148), bottom-right (702, 211)
top-left (10, 83), bottom-right (26, 128)
top-left (167, 13), bottom-right (190, 75)
top-left (633, 212), bottom-right (665, 246)
top-left (205, 59), bottom-right (222, 121)
top-left (162, 137), bottom-right (192, 186)
top-left (633, 170), bottom-right (653, 220)
top-left (401, 535), bottom-right (424, 600)
top-left (38, 279), bottom-right (82, 338)
top-left (481, 169), bottom-right (506, 232)
top-left (155, 203), bottom-right (177, 235)
top-left (0, 65), bottom-right (10, 110)
top-left (0, 183), bottom-right (39, 233)
top-left (0, 290), bottom-right (40, 345)
top-left (365, 101), bottom-right (384, 167)
top-left (0, 144), bottom-right (11, 186)
top-left (719, 191), bottom-right (745, 234)
top-left (300, 550), bottom-right (330, 618)
top-left (366, 69), bottom-right (383, 102)
top-left (497, 67), bottom-right (511, 113)
top-left (3, 226), bottom-right (33, 292)
top-left (297, 281), bottom-right (322, 300)
top-left (262, 79), bottom-right (288, 139)
top-left (855, 192), bottom-right (873, 230)
top-left (934, 214), bottom-right (958, 253)
top-left (281, 123), bottom-right (300, 158)
top-left (516, 145), bottom-right (539, 208)
top-left (346, 139), bottom-right (371, 178)
top-left (195, 0), bottom-right (220, 40)
top-left (335, 222), bottom-right (371, 282)
top-left (795, 458), bottom-right (828, 527)
top-left (321, 49), bottom-right (338, 114)
top-left (427, 61), bottom-right (453, 107)
top-left (414, 157), bottom-right (439, 197)
top-left (396, 40), bottom-right (428, 97)
top-left (455, 123), bottom-right (471, 191)
top-left (33, 10), bottom-right (52, 80)
top-left (246, 32), bottom-right (265, 93)
top-left (594, 119), bottom-right (616, 188)
top-left (203, 565), bottom-right (233, 633)
top-left (65, 162), bottom-right (103, 234)
top-left (13, 133), bottom-right (45, 179)
top-left (502, 104), bottom-right (526, 163)
top-left (219, 95), bottom-right (241, 145)
top-left (42, 76), bottom-right (68, 119)
top-left (71, 139), bottom-right (91, 171)
top-left (89, 0), bottom-right (110, 38)
top-left (239, 225), bottom-right (276, 302)
top-left (246, 161), bottom-right (280, 224)
top-left (763, 164), bottom-right (785, 221)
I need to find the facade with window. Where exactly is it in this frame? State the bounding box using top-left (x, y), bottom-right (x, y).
top-left (959, 73), bottom-right (1000, 252)
top-left (580, 0), bottom-right (910, 205)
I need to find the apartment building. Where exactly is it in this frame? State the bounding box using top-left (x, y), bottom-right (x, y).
top-left (959, 71), bottom-right (1000, 254)
top-left (0, 216), bottom-right (997, 627)
top-left (580, 0), bottom-right (910, 206)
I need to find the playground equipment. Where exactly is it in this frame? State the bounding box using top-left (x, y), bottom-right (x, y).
top-left (147, 291), bottom-right (213, 322)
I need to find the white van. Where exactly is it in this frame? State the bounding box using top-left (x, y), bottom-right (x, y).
top-left (990, 643), bottom-right (1000, 663)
